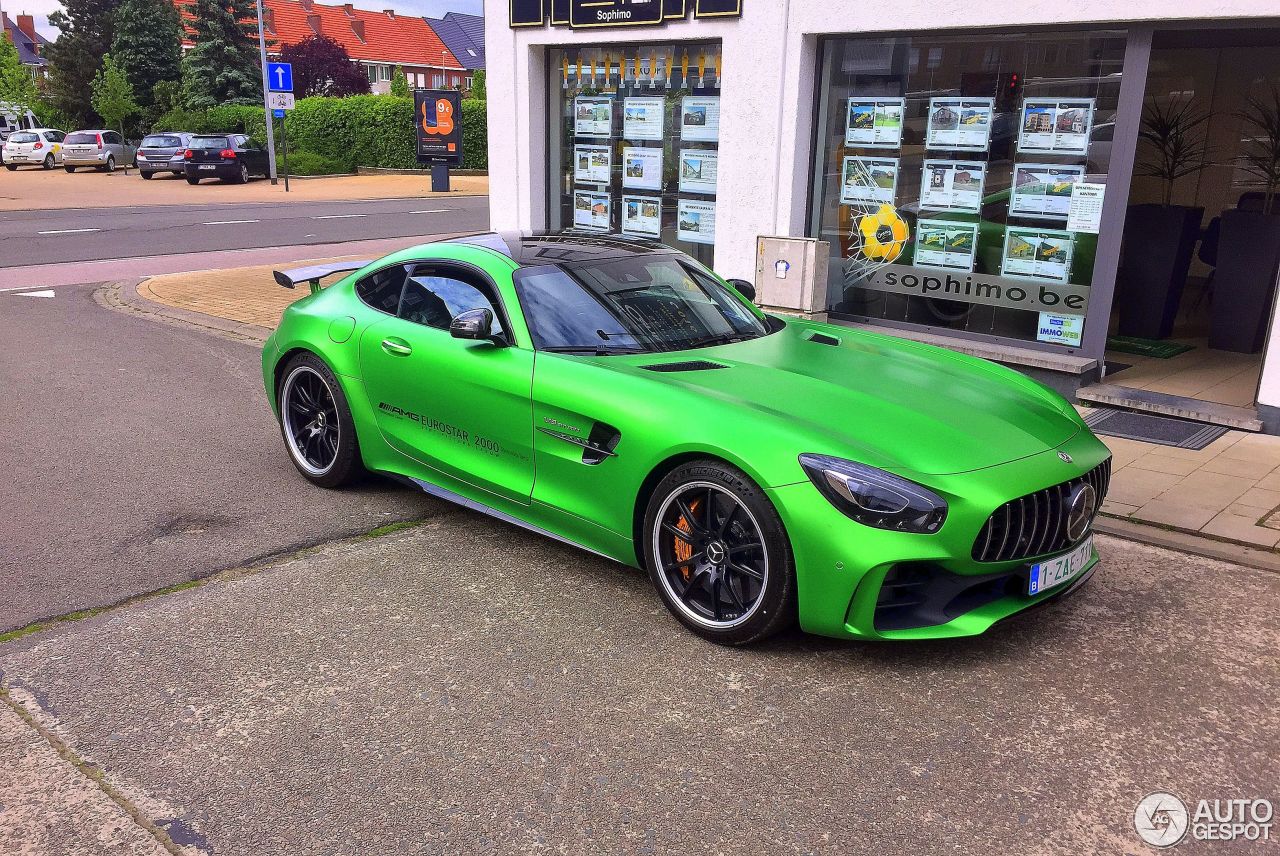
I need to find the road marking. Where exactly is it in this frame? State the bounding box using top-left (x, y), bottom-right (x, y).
top-left (409, 209), bottom-right (453, 214)
top-left (11, 289), bottom-right (54, 298)
top-left (312, 214), bottom-right (366, 220)
top-left (37, 228), bottom-right (99, 235)
top-left (202, 219), bottom-right (260, 225)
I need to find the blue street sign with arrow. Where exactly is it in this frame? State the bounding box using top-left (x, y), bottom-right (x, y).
top-left (267, 62), bottom-right (293, 93)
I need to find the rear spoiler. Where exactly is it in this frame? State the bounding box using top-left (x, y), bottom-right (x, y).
top-left (273, 260), bottom-right (372, 294)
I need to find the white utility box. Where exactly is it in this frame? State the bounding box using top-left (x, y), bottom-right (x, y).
top-left (754, 236), bottom-right (831, 317)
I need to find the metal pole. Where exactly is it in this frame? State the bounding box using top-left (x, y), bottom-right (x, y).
top-left (281, 119), bottom-right (289, 192)
top-left (255, 0), bottom-right (278, 185)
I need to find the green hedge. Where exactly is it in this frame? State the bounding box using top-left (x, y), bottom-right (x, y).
top-left (153, 95), bottom-right (487, 172)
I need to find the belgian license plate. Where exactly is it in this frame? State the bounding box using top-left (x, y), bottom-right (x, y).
top-left (1028, 536), bottom-right (1093, 595)
top-left (199, 164), bottom-right (217, 170)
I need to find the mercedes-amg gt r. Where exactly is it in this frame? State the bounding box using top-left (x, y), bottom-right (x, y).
top-left (262, 232), bottom-right (1110, 645)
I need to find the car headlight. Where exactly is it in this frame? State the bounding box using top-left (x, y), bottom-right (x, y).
top-left (798, 454), bottom-right (947, 534)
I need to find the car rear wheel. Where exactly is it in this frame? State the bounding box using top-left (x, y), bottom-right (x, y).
top-left (4, 164), bottom-right (16, 171)
top-left (42, 154), bottom-right (54, 169)
top-left (104, 155), bottom-right (116, 172)
top-left (235, 163), bottom-right (249, 184)
top-left (140, 170), bottom-right (153, 180)
top-left (64, 165), bottom-right (76, 173)
top-left (186, 176), bottom-right (199, 185)
top-left (643, 460), bottom-right (796, 645)
top-left (277, 353), bottom-right (364, 489)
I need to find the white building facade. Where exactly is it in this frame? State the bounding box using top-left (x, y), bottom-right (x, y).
top-left (485, 1), bottom-right (1280, 433)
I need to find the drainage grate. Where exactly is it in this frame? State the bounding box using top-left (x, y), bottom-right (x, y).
top-left (1083, 408), bottom-right (1228, 450)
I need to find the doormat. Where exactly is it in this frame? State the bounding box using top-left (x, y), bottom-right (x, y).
top-left (1106, 336), bottom-right (1195, 359)
top-left (1083, 408), bottom-right (1229, 450)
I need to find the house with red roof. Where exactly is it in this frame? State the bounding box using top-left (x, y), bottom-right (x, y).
top-left (2, 11), bottom-right (51, 79)
top-left (175, 0), bottom-right (473, 95)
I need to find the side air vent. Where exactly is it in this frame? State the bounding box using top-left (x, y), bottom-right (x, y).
top-left (807, 332), bottom-right (842, 347)
top-left (641, 361), bottom-right (729, 372)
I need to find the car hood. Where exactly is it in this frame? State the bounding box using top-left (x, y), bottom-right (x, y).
top-left (612, 321), bottom-right (1081, 476)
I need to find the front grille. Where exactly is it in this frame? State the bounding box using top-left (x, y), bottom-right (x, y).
top-left (972, 458), bottom-right (1112, 563)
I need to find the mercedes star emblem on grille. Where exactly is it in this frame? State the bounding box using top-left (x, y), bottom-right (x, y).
top-left (1058, 452), bottom-right (1073, 463)
top-left (1065, 483), bottom-right (1098, 542)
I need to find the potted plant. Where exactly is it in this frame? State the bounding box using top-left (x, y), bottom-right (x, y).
top-left (1211, 87), bottom-right (1280, 353)
top-left (1116, 97), bottom-right (1212, 339)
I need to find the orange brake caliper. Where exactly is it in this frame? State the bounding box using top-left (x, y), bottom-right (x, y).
top-left (673, 498), bottom-right (701, 581)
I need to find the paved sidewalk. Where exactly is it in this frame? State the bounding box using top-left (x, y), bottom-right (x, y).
top-left (130, 259), bottom-right (1280, 559)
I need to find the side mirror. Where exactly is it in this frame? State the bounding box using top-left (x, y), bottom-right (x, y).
top-left (449, 308), bottom-right (502, 344)
top-left (727, 278), bottom-right (756, 303)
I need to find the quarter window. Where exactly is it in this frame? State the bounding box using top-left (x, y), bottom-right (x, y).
top-left (354, 265), bottom-right (408, 314)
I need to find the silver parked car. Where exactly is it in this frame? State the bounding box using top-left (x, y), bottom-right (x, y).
top-left (62, 129), bottom-right (136, 172)
top-left (2, 128), bottom-right (66, 169)
top-left (136, 132), bottom-right (192, 179)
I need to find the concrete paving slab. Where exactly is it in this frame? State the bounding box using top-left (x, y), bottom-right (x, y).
top-left (1, 522), bottom-right (1276, 855)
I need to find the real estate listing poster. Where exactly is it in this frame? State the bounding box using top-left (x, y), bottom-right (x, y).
top-left (574, 96), bottom-right (614, 138)
top-left (919, 160), bottom-right (986, 212)
top-left (680, 97), bottom-right (720, 142)
top-left (926, 98), bottom-right (994, 151)
top-left (1036, 311), bottom-right (1085, 347)
top-left (678, 149), bottom-right (719, 193)
top-left (1017, 98), bottom-right (1095, 155)
top-left (840, 156), bottom-right (898, 205)
top-left (1010, 163), bottom-right (1085, 220)
top-left (622, 146), bottom-right (663, 191)
top-left (622, 195), bottom-right (662, 239)
top-left (677, 198), bottom-right (716, 245)
top-left (1001, 226), bottom-right (1074, 284)
top-left (573, 188), bottom-right (611, 231)
top-left (623, 97), bottom-right (665, 140)
top-left (573, 144), bottom-right (613, 184)
top-left (844, 97), bottom-right (905, 149)
top-left (914, 219), bottom-right (979, 272)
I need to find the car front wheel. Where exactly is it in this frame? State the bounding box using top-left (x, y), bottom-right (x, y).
top-left (642, 460), bottom-right (796, 645)
top-left (277, 353), bottom-right (364, 488)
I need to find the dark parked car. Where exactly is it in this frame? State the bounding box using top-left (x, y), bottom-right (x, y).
top-left (136, 132), bottom-right (192, 179)
top-left (183, 134), bottom-right (269, 184)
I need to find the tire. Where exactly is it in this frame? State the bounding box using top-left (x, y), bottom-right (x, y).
top-left (235, 163), bottom-right (249, 184)
top-left (642, 459), bottom-right (796, 645)
top-left (104, 155), bottom-right (116, 172)
top-left (141, 170), bottom-right (153, 180)
top-left (42, 154), bottom-right (54, 170)
top-left (276, 352), bottom-right (364, 489)
top-left (186, 176), bottom-right (199, 185)
top-left (64, 165), bottom-right (76, 173)
top-left (4, 163), bottom-right (16, 171)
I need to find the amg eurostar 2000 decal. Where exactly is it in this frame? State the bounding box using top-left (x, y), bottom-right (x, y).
top-left (263, 232), bottom-right (1110, 645)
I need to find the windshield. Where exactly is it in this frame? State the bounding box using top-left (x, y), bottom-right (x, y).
top-left (514, 255), bottom-right (769, 354)
top-left (191, 136), bottom-right (229, 149)
top-left (142, 135), bottom-right (181, 147)
top-left (7, 132), bottom-right (37, 143)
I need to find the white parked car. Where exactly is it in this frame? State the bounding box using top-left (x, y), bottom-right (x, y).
top-left (1, 128), bottom-right (66, 170)
top-left (62, 129), bottom-right (136, 172)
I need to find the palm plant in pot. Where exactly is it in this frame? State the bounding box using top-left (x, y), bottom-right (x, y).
top-left (1117, 97), bottom-right (1212, 339)
top-left (1211, 87), bottom-right (1280, 353)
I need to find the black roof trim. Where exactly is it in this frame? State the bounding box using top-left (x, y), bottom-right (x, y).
top-left (445, 230), bottom-right (676, 266)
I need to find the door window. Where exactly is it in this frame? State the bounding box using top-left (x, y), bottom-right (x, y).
top-left (401, 268), bottom-right (505, 335)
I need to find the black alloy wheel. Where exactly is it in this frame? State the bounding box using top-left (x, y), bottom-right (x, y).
top-left (276, 353), bottom-right (364, 488)
top-left (644, 460), bottom-right (796, 645)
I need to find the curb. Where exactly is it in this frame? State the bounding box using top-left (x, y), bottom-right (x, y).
top-left (110, 277), bottom-right (273, 343)
top-left (1094, 516), bottom-right (1280, 574)
top-left (356, 167), bottom-right (488, 176)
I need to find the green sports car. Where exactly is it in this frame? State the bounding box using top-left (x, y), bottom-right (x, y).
top-left (262, 232), bottom-right (1111, 646)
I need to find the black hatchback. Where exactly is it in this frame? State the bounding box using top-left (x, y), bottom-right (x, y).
top-left (183, 134), bottom-right (269, 184)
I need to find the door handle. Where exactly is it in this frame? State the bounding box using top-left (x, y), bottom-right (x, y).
top-left (381, 337), bottom-right (412, 356)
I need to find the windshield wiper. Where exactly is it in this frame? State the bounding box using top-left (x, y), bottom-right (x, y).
top-left (539, 345), bottom-right (649, 356)
top-left (681, 332), bottom-right (761, 350)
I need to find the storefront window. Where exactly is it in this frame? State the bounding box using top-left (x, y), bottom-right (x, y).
top-left (809, 30), bottom-right (1126, 351)
top-left (548, 41), bottom-right (723, 267)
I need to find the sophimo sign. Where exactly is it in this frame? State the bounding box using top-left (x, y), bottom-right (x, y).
top-left (858, 264), bottom-right (1091, 316)
top-left (510, 0), bottom-right (741, 28)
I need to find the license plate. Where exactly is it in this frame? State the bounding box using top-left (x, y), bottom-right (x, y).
top-left (199, 164), bottom-right (217, 170)
top-left (1028, 536), bottom-right (1093, 595)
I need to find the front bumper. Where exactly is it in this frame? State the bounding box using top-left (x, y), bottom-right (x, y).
top-left (769, 429), bottom-right (1111, 641)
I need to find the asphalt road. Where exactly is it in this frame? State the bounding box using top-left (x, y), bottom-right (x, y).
top-left (0, 195), bottom-right (489, 267)
top-left (1, 525), bottom-right (1276, 855)
top-left (0, 280), bottom-right (443, 632)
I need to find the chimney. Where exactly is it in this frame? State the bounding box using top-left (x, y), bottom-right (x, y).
top-left (350, 18), bottom-right (364, 41)
top-left (16, 14), bottom-right (37, 39)
top-left (262, 7), bottom-right (275, 32)
top-left (307, 12), bottom-right (321, 33)
top-left (298, 0), bottom-right (312, 10)
top-left (343, 3), bottom-right (353, 14)
top-left (383, 8), bottom-right (394, 18)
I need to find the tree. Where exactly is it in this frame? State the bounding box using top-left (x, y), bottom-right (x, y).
top-left (46, 0), bottom-right (121, 125)
top-left (389, 66), bottom-right (408, 98)
top-left (0, 33), bottom-right (40, 114)
top-left (112, 0), bottom-right (182, 118)
top-left (470, 69), bottom-right (485, 101)
top-left (181, 0), bottom-right (262, 108)
top-left (91, 53), bottom-right (138, 132)
top-left (279, 35), bottom-right (369, 99)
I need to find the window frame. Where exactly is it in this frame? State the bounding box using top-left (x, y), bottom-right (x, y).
top-left (353, 259), bottom-right (519, 347)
